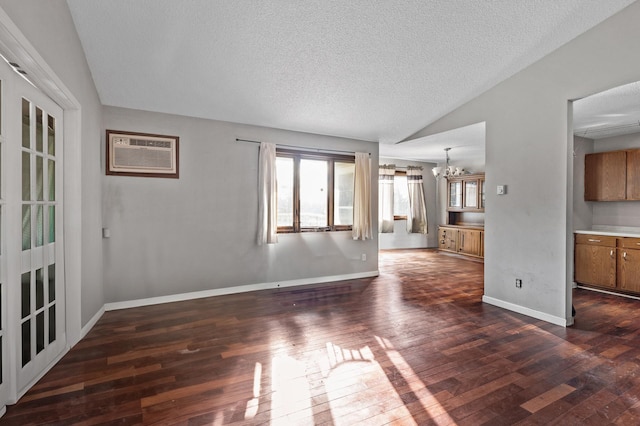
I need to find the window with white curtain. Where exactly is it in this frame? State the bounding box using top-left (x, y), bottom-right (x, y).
top-left (276, 149), bottom-right (355, 233)
top-left (393, 173), bottom-right (409, 219)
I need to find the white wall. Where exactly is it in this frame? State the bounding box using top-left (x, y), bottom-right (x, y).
top-left (102, 106), bottom-right (379, 303)
top-left (0, 0), bottom-right (104, 328)
top-left (378, 157), bottom-right (437, 249)
top-left (573, 136), bottom-right (594, 231)
top-left (405, 1), bottom-right (640, 326)
top-left (591, 132), bottom-right (640, 227)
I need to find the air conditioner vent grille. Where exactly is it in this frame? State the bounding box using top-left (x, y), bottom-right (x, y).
top-left (129, 138), bottom-right (172, 148)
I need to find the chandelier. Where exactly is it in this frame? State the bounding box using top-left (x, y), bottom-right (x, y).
top-left (432, 147), bottom-right (464, 179)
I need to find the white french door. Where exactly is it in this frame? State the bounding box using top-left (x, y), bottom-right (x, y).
top-left (0, 55), bottom-right (66, 414)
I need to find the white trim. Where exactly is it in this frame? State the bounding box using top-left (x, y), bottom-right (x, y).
top-left (81, 305), bottom-right (105, 340)
top-left (482, 295), bottom-right (570, 327)
top-left (105, 271), bottom-right (379, 311)
top-left (576, 285), bottom-right (640, 301)
top-left (62, 109), bottom-right (82, 347)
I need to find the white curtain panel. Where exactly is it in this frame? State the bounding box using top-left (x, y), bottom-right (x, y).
top-left (378, 165), bottom-right (395, 233)
top-left (257, 142), bottom-right (278, 244)
top-left (406, 166), bottom-right (428, 234)
top-left (352, 152), bottom-right (373, 240)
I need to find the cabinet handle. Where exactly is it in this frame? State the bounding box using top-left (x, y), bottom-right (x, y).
top-left (587, 238), bottom-right (601, 243)
top-left (624, 252), bottom-right (628, 260)
top-left (611, 249), bottom-right (614, 257)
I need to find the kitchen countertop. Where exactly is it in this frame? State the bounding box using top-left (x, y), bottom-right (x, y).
top-left (575, 226), bottom-right (640, 238)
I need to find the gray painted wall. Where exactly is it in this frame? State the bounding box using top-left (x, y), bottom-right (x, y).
top-left (102, 106), bottom-right (379, 303)
top-left (378, 157), bottom-right (438, 249)
top-left (591, 132), bottom-right (640, 227)
top-left (406, 1), bottom-right (640, 324)
top-left (0, 0), bottom-right (104, 327)
top-left (573, 136), bottom-right (594, 231)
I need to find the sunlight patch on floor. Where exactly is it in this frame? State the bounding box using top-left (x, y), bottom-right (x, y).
top-left (244, 362), bottom-right (262, 419)
top-left (324, 342), bottom-right (415, 425)
top-left (375, 335), bottom-right (457, 424)
top-left (270, 355), bottom-right (313, 424)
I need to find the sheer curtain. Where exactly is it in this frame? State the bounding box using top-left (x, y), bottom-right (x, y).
top-left (378, 164), bottom-right (395, 233)
top-left (406, 166), bottom-right (428, 234)
top-left (352, 152), bottom-right (372, 240)
top-left (257, 142), bottom-right (278, 244)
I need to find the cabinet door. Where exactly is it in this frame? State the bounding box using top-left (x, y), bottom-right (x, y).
top-left (448, 181), bottom-right (462, 209)
top-left (575, 243), bottom-right (616, 288)
top-left (446, 231), bottom-right (458, 251)
top-left (463, 180), bottom-right (478, 209)
top-left (626, 150), bottom-right (640, 200)
top-left (584, 151), bottom-right (626, 201)
top-left (439, 228), bottom-right (458, 252)
top-left (458, 229), bottom-right (481, 256)
top-left (438, 227), bottom-right (448, 251)
top-left (618, 248), bottom-right (640, 293)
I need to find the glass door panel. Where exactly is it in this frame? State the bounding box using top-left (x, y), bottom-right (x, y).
top-left (16, 81), bottom-right (64, 394)
top-left (464, 180), bottom-right (478, 208)
top-left (448, 181), bottom-right (462, 208)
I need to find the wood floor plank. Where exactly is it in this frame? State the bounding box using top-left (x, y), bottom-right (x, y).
top-left (4, 249), bottom-right (640, 424)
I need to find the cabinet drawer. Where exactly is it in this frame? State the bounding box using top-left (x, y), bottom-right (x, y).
top-left (618, 238), bottom-right (640, 249)
top-left (575, 234), bottom-right (616, 247)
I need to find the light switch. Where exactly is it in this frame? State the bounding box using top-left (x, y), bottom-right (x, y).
top-left (497, 185), bottom-right (507, 195)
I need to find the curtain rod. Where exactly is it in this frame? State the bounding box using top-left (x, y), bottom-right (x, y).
top-left (236, 138), bottom-right (370, 156)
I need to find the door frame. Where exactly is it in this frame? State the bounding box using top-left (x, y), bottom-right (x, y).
top-left (0, 6), bottom-right (83, 405)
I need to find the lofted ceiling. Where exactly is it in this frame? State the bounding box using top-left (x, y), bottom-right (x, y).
top-left (573, 81), bottom-right (640, 140)
top-left (67, 0), bottom-right (636, 158)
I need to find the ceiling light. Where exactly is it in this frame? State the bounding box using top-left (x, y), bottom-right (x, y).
top-left (432, 148), bottom-right (465, 179)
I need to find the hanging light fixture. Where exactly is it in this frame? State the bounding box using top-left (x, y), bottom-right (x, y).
top-left (432, 147), bottom-right (464, 179)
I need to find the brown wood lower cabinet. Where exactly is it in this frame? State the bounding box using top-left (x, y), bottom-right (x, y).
top-left (439, 226), bottom-right (483, 260)
top-left (458, 229), bottom-right (482, 256)
top-left (575, 233), bottom-right (640, 295)
top-left (574, 234), bottom-right (616, 288)
top-left (618, 238), bottom-right (640, 293)
top-left (438, 227), bottom-right (458, 252)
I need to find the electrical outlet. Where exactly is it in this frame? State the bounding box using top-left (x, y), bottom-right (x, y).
top-left (361, 253), bottom-right (367, 261)
top-left (515, 278), bottom-right (522, 288)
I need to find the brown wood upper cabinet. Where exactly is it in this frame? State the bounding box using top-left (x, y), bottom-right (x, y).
top-left (584, 149), bottom-right (640, 201)
top-left (447, 174), bottom-right (485, 212)
top-left (626, 149), bottom-right (640, 200)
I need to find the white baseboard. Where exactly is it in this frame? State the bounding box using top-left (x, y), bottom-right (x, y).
top-left (81, 305), bottom-right (105, 339)
top-left (482, 295), bottom-right (569, 327)
top-left (105, 270), bottom-right (379, 311)
top-left (576, 285), bottom-right (640, 301)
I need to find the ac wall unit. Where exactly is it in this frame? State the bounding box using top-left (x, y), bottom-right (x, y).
top-left (106, 130), bottom-right (179, 178)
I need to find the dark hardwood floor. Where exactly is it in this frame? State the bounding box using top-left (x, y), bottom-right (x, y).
top-left (4, 249), bottom-right (640, 425)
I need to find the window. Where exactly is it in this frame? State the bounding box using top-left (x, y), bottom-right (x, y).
top-left (276, 149), bottom-right (354, 232)
top-left (393, 172), bottom-right (409, 220)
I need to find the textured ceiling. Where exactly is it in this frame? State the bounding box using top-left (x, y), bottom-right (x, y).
top-left (67, 0), bottom-right (635, 147)
top-left (574, 81), bottom-right (640, 140)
